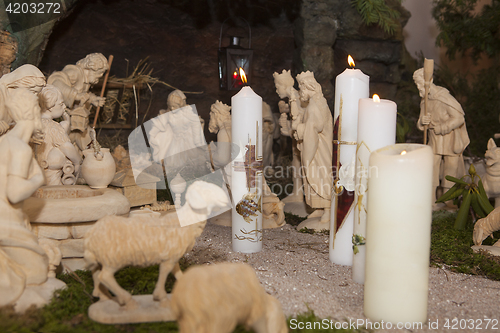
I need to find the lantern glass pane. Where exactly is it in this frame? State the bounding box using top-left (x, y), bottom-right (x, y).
top-left (225, 48), bottom-right (253, 90)
top-left (218, 49), bottom-right (228, 90)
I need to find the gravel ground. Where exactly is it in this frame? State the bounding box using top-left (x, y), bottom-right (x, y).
top-left (185, 222), bottom-right (500, 333)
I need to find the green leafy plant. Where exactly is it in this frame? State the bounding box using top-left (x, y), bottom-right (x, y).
top-left (395, 112), bottom-right (410, 143)
top-left (437, 164), bottom-right (494, 230)
top-left (432, 1), bottom-right (500, 156)
top-left (351, 0), bottom-right (402, 35)
top-left (432, 0), bottom-right (500, 62)
top-left (352, 234), bottom-right (366, 254)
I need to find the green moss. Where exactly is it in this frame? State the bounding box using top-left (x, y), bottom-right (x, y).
top-left (285, 212), bottom-right (307, 227)
top-left (431, 210), bottom-right (500, 280)
top-left (2, 211), bottom-right (500, 331)
top-left (0, 265), bottom-right (367, 333)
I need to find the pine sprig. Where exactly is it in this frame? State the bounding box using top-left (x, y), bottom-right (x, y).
top-left (432, 0), bottom-right (500, 61)
top-left (351, 0), bottom-right (402, 35)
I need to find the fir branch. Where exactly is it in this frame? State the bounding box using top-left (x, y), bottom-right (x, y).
top-left (351, 0), bottom-right (402, 35)
top-left (432, 0), bottom-right (500, 62)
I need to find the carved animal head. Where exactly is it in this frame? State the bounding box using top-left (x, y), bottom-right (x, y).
top-left (473, 221), bottom-right (487, 246)
top-left (208, 100), bottom-right (231, 134)
top-left (485, 138), bottom-right (500, 176)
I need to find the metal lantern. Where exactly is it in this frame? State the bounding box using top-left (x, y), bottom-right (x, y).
top-left (218, 19), bottom-right (253, 90)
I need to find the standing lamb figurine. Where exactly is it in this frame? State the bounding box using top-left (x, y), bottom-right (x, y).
top-left (171, 262), bottom-right (288, 333)
top-left (84, 181), bottom-right (229, 311)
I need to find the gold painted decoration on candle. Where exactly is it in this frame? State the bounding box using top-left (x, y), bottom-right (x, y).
top-left (235, 192), bottom-right (262, 223)
top-left (234, 228), bottom-right (263, 242)
top-left (233, 143), bottom-right (263, 189)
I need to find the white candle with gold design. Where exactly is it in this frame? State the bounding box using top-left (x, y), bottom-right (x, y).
top-left (352, 95), bottom-right (397, 284)
top-left (330, 56), bottom-right (369, 266)
top-left (231, 86), bottom-right (263, 253)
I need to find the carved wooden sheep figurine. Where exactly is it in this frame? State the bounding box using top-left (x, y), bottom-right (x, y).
top-left (84, 180), bottom-right (229, 309)
top-left (473, 205), bottom-right (500, 247)
top-left (171, 262), bottom-right (288, 333)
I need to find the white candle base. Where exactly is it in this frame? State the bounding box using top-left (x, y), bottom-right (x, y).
top-left (364, 144), bottom-right (433, 324)
top-left (351, 247), bottom-right (365, 284)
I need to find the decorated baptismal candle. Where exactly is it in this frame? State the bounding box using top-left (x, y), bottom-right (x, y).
top-left (231, 86), bottom-right (263, 253)
top-left (330, 56), bottom-right (369, 266)
top-left (364, 144), bottom-right (433, 324)
top-left (352, 95), bottom-right (397, 284)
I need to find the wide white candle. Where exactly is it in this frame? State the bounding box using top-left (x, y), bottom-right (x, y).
top-left (352, 96), bottom-right (397, 284)
top-left (330, 57), bottom-right (369, 266)
top-left (364, 144), bottom-right (433, 324)
top-left (231, 86), bottom-right (263, 253)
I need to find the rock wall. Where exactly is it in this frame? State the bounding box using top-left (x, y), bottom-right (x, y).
top-left (293, 0), bottom-right (412, 103)
top-left (1, 0), bottom-right (415, 140)
top-left (0, 0), bottom-right (79, 68)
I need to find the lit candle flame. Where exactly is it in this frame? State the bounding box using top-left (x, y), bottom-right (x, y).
top-left (401, 150), bottom-right (407, 155)
top-left (373, 94), bottom-right (380, 103)
top-left (239, 67), bottom-right (247, 84)
top-left (348, 55), bottom-right (355, 67)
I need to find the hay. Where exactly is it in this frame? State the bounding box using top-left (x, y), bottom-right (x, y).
top-left (101, 58), bottom-right (204, 127)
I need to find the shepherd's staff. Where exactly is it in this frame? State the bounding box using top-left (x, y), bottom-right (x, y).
top-left (92, 54), bottom-right (114, 129)
top-left (423, 58), bottom-right (434, 145)
top-left (89, 55), bottom-right (113, 158)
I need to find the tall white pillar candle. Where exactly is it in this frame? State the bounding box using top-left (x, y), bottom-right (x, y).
top-left (352, 96), bottom-right (397, 284)
top-left (364, 144), bottom-right (433, 324)
top-left (330, 57), bottom-right (369, 266)
top-left (231, 86), bottom-right (263, 253)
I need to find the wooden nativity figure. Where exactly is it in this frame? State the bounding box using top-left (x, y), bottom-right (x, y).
top-left (85, 181), bottom-right (229, 323)
top-left (208, 100), bottom-right (232, 178)
top-left (0, 87), bottom-right (65, 311)
top-left (171, 262), bottom-right (288, 333)
top-left (34, 85), bottom-right (82, 185)
top-left (273, 69), bottom-right (310, 217)
top-left (149, 101), bottom-right (207, 174)
top-left (0, 64), bottom-right (46, 136)
top-left (159, 89), bottom-right (187, 115)
top-left (473, 206), bottom-right (500, 257)
top-left (47, 53), bottom-right (109, 152)
top-left (414, 67), bottom-right (470, 205)
top-left (158, 89), bottom-right (205, 130)
top-left (293, 71), bottom-right (333, 230)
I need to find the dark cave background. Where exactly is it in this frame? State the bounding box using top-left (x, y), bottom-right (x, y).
top-left (3, 0), bottom-right (418, 145)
